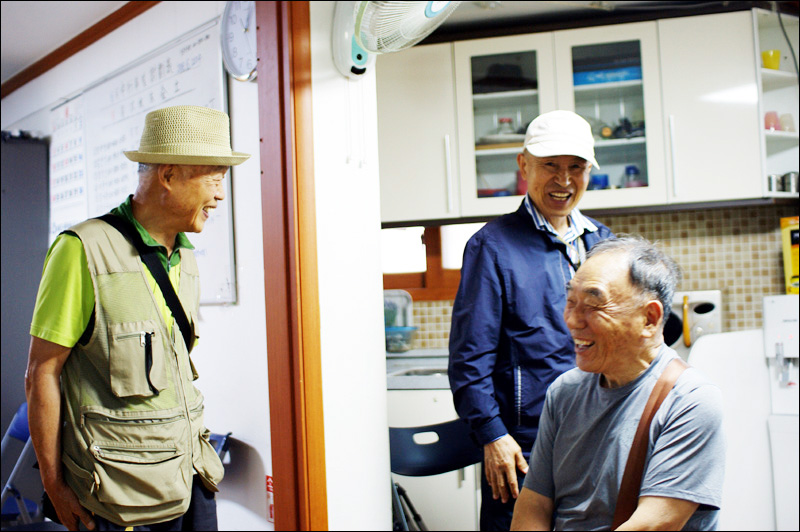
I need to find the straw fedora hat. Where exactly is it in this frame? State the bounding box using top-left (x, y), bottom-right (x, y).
top-left (124, 105), bottom-right (250, 166)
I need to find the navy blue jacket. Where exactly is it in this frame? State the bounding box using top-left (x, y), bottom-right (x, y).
top-left (448, 200), bottom-right (613, 456)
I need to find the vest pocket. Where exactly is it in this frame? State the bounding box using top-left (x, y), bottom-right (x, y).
top-left (108, 321), bottom-right (167, 397)
top-left (188, 401), bottom-right (224, 492)
top-left (89, 441), bottom-right (190, 506)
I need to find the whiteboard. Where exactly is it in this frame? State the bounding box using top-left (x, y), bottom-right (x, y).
top-left (48, 18), bottom-right (237, 305)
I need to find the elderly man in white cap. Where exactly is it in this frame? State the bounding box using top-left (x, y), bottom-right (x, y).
top-left (25, 106), bottom-right (249, 531)
top-left (448, 110), bottom-right (614, 530)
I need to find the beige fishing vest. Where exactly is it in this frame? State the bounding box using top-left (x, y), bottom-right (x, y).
top-left (59, 219), bottom-right (224, 526)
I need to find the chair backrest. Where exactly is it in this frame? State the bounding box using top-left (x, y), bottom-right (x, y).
top-left (208, 432), bottom-right (232, 461)
top-left (389, 419), bottom-right (483, 477)
top-left (5, 403), bottom-right (30, 442)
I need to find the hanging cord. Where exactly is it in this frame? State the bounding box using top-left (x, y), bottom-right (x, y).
top-left (774, 1), bottom-right (800, 82)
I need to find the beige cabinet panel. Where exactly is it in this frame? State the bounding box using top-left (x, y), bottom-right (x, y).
top-left (377, 43), bottom-right (460, 223)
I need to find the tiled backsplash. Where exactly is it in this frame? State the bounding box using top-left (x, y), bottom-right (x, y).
top-left (413, 204), bottom-right (798, 349)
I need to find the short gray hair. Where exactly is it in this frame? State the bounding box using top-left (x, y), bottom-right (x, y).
top-left (138, 163), bottom-right (157, 175)
top-left (586, 235), bottom-right (681, 315)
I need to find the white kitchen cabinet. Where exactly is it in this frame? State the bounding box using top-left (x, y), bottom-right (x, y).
top-left (450, 22), bottom-right (668, 216)
top-left (553, 22), bottom-right (668, 209)
top-left (376, 43), bottom-right (461, 223)
top-left (453, 33), bottom-right (557, 217)
top-left (659, 11), bottom-right (765, 203)
top-left (754, 8), bottom-right (799, 198)
top-left (387, 389), bottom-right (480, 531)
top-left (377, 10), bottom-right (796, 225)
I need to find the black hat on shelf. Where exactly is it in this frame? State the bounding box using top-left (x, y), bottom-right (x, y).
top-left (473, 64), bottom-right (537, 93)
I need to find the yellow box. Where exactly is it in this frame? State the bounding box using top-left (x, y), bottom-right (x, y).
top-left (781, 216), bottom-right (799, 294)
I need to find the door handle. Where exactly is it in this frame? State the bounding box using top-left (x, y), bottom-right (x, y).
top-left (444, 134), bottom-right (454, 213)
top-left (669, 115), bottom-right (679, 198)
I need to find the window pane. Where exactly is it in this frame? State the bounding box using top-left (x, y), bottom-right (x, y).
top-left (441, 223), bottom-right (485, 270)
top-left (381, 227), bottom-right (426, 274)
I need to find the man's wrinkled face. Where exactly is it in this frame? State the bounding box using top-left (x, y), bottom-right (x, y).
top-left (167, 165), bottom-right (228, 233)
top-left (563, 251), bottom-right (649, 376)
top-left (517, 153), bottom-right (591, 222)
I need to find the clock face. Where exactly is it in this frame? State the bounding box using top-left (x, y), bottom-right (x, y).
top-left (221, 1), bottom-right (257, 81)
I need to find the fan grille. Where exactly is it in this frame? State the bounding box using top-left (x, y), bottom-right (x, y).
top-left (355, 1), bottom-right (461, 54)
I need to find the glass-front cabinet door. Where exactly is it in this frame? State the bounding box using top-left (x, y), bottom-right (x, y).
top-left (455, 33), bottom-right (556, 217)
top-left (554, 21), bottom-right (666, 209)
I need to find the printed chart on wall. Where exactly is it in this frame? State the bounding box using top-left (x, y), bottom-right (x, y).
top-left (48, 17), bottom-right (238, 304)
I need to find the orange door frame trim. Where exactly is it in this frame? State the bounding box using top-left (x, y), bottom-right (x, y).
top-left (256, 2), bottom-right (327, 530)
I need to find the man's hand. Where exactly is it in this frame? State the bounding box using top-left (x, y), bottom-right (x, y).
top-left (484, 434), bottom-right (529, 504)
top-left (45, 480), bottom-right (95, 531)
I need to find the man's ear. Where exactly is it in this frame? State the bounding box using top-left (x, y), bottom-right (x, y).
top-left (157, 164), bottom-right (176, 190)
top-left (517, 152), bottom-right (529, 176)
top-left (642, 299), bottom-right (664, 338)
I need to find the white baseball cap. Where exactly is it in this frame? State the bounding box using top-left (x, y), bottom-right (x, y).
top-left (523, 110), bottom-right (599, 169)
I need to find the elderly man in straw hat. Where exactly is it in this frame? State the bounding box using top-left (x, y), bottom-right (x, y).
top-left (25, 105), bottom-right (249, 531)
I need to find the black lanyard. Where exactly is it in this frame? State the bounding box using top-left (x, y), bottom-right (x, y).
top-left (98, 213), bottom-right (194, 354)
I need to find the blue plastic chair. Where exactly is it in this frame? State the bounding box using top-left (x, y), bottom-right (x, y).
top-left (389, 419), bottom-right (483, 530)
top-left (1, 403), bottom-right (43, 526)
top-left (209, 432), bottom-right (232, 462)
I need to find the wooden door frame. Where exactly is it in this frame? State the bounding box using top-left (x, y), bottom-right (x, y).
top-left (1, 0), bottom-right (326, 529)
top-left (256, 2), bottom-right (327, 530)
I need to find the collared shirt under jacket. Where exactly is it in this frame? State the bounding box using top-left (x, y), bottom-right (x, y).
top-left (448, 198), bottom-right (614, 455)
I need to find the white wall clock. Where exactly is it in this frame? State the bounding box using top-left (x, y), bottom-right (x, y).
top-left (221, 1), bottom-right (257, 81)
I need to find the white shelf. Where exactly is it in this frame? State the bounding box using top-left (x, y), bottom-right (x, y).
top-left (764, 129), bottom-right (799, 140)
top-left (472, 88), bottom-right (538, 102)
top-left (474, 145), bottom-right (523, 156)
top-left (594, 136), bottom-right (646, 148)
top-left (765, 190), bottom-right (799, 199)
top-left (761, 68), bottom-right (798, 91)
top-left (472, 88), bottom-right (539, 111)
top-left (474, 136), bottom-right (647, 156)
top-left (573, 79), bottom-right (643, 93)
top-left (765, 130), bottom-right (800, 151)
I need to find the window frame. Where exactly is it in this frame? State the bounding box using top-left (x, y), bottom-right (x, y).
top-left (382, 226), bottom-right (461, 301)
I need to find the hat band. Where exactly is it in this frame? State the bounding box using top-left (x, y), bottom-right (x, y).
top-left (137, 142), bottom-right (233, 157)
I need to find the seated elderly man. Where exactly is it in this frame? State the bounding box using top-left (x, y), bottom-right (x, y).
top-left (510, 236), bottom-right (725, 531)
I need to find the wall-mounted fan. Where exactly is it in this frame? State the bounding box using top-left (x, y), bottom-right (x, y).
top-left (333, 1), bottom-right (461, 79)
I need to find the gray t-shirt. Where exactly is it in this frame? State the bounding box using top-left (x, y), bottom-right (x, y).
top-left (523, 345), bottom-right (725, 531)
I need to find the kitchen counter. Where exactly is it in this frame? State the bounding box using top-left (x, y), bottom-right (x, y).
top-left (386, 348), bottom-right (449, 390)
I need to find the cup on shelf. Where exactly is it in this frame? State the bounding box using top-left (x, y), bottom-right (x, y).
top-left (623, 165), bottom-right (646, 188)
top-left (588, 174), bottom-right (609, 190)
top-left (765, 111), bottom-right (782, 131)
top-left (779, 114), bottom-right (796, 132)
top-left (768, 173), bottom-right (781, 192)
top-left (761, 49), bottom-right (781, 70)
top-left (782, 172), bottom-right (798, 193)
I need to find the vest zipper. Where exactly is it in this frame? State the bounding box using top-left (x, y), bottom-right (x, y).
top-left (170, 322), bottom-right (195, 477)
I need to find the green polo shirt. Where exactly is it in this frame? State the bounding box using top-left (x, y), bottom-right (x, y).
top-left (30, 196), bottom-right (194, 348)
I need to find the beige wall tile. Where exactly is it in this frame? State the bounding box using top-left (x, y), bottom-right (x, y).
top-left (412, 204), bottom-right (797, 344)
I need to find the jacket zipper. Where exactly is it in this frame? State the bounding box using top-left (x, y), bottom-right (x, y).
top-left (515, 366), bottom-right (522, 427)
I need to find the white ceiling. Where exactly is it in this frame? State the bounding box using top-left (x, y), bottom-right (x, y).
top-left (1, 1), bottom-right (726, 86)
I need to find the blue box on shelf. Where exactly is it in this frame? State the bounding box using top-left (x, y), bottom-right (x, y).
top-left (573, 66), bottom-right (642, 86)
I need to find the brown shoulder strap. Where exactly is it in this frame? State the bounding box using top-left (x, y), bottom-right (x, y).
top-left (612, 357), bottom-right (689, 529)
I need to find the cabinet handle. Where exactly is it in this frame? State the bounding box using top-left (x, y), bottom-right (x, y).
top-left (458, 467), bottom-right (465, 488)
top-left (669, 115), bottom-right (678, 198)
top-left (444, 134), bottom-right (454, 213)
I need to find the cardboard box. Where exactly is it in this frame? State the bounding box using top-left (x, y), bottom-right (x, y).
top-left (781, 216), bottom-right (799, 294)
